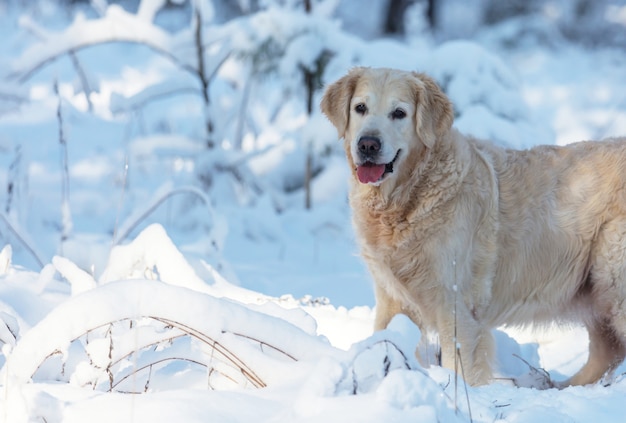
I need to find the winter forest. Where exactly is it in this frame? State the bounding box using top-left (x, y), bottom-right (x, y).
top-left (0, 0), bottom-right (626, 421)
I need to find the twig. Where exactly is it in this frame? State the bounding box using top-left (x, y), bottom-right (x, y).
top-left (151, 316), bottom-right (266, 388)
top-left (106, 324), bottom-right (114, 391)
top-left (229, 332), bottom-right (297, 362)
top-left (111, 357), bottom-right (207, 391)
top-left (305, 143), bottom-right (312, 209)
top-left (350, 339), bottom-right (411, 395)
top-left (111, 86), bottom-right (202, 115)
top-left (109, 333), bottom-right (188, 369)
top-left (54, 80), bottom-right (72, 254)
top-left (213, 162), bottom-right (264, 198)
top-left (456, 346), bottom-right (473, 422)
top-left (113, 185), bottom-right (214, 245)
top-left (453, 259), bottom-right (459, 413)
top-left (29, 314), bottom-right (276, 391)
top-left (68, 50), bottom-right (93, 112)
top-left (453, 258), bottom-right (473, 422)
top-left (14, 39), bottom-right (198, 84)
top-left (144, 364), bottom-right (153, 392)
top-left (512, 353), bottom-right (554, 389)
top-left (0, 92), bottom-right (28, 103)
top-left (5, 145), bottom-right (21, 214)
top-left (221, 143), bottom-right (280, 169)
top-left (0, 211), bottom-right (45, 268)
top-left (233, 74), bottom-right (253, 151)
top-left (207, 366), bottom-right (241, 390)
top-left (193, 5), bottom-right (213, 141)
top-left (111, 154), bottom-right (129, 249)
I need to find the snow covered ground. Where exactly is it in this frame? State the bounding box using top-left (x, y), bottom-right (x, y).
top-left (1, 1), bottom-right (626, 422)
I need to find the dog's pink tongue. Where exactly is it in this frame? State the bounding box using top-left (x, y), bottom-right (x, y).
top-left (357, 163), bottom-right (385, 184)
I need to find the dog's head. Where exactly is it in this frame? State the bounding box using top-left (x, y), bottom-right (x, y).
top-left (321, 67), bottom-right (453, 187)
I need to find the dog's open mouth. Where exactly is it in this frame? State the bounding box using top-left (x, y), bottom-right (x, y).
top-left (356, 150), bottom-right (401, 184)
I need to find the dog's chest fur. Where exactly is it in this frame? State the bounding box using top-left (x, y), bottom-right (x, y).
top-left (349, 140), bottom-right (484, 324)
top-left (350, 135), bottom-right (515, 330)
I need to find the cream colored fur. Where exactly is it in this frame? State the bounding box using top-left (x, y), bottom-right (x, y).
top-left (321, 67), bottom-right (626, 387)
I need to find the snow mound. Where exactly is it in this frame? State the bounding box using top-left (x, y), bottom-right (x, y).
top-left (1, 225), bottom-right (626, 422)
top-left (0, 225), bottom-right (473, 423)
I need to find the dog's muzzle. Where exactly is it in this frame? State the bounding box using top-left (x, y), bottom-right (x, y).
top-left (355, 140), bottom-right (401, 185)
top-left (357, 135), bottom-right (382, 162)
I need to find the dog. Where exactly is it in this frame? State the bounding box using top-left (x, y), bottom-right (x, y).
top-left (321, 67), bottom-right (626, 387)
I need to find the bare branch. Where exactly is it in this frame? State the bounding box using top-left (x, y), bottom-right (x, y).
top-left (113, 185), bottom-right (215, 246)
top-left (0, 212), bottom-right (45, 268)
top-left (68, 50), bottom-right (94, 112)
top-left (12, 38), bottom-right (197, 84)
top-left (151, 316), bottom-right (266, 388)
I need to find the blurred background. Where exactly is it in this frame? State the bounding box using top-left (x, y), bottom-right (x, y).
top-left (0, 0), bottom-right (624, 307)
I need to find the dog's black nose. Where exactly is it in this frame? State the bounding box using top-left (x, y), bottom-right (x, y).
top-left (358, 136), bottom-right (381, 155)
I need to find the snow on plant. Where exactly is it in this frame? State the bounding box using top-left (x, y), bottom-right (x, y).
top-left (423, 40), bottom-right (553, 148)
top-left (0, 223), bottom-right (471, 423)
top-left (0, 212), bottom-right (45, 270)
top-left (111, 184), bottom-right (217, 246)
top-left (9, 6), bottom-right (177, 83)
top-left (0, 83), bottom-right (29, 115)
top-left (2, 224), bottom-right (331, 392)
top-left (2, 280), bottom-right (326, 390)
top-left (101, 223), bottom-right (212, 293)
top-left (214, 5), bottom-right (352, 208)
top-left (109, 74), bottom-right (201, 116)
top-left (3, 0), bottom-right (549, 260)
top-left (9, 0), bottom-right (228, 139)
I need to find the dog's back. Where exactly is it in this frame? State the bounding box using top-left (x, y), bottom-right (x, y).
top-left (470, 138), bottom-right (626, 328)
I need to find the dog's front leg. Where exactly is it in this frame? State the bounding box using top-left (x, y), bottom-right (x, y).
top-left (437, 307), bottom-right (494, 386)
top-left (373, 283), bottom-right (406, 330)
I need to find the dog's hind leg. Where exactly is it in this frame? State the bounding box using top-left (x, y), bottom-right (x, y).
top-left (563, 220), bottom-right (626, 387)
top-left (559, 318), bottom-right (625, 387)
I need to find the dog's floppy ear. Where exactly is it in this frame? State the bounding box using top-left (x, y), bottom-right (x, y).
top-left (321, 67), bottom-right (365, 139)
top-left (411, 72), bottom-right (453, 149)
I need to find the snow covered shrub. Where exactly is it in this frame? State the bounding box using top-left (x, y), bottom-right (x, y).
top-left (209, 6), bottom-right (350, 208)
top-left (1, 225), bottom-right (334, 394)
top-left (0, 225), bottom-right (439, 396)
top-left (424, 40), bottom-right (552, 148)
top-left (3, 280), bottom-right (315, 391)
top-left (0, 247), bottom-right (20, 355)
top-left (482, 0), bottom-right (626, 49)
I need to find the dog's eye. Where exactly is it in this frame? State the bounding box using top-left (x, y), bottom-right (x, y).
top-left (355, 103), bottom-right (367, 115)
top-left (391, 108), bottom-right (407, 120)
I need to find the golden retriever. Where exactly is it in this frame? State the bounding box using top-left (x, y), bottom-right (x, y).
top-left (321, 67), bottom-right (626, 387)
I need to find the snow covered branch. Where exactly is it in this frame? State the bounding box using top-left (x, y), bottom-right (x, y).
top-left (9, 6), bottom-right (196, 83)
top-left (1, 280), bottom-right (333, 389)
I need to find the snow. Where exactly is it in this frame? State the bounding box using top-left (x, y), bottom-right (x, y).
top-left (10, 6), bottom-right (177, 82)
top-left (0, 0), bottom-right (625, 422)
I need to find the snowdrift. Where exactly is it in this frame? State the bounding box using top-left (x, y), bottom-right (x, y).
top-left (1, 225), bottom-right (626, 422)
